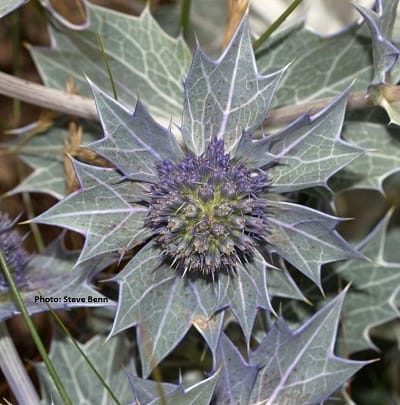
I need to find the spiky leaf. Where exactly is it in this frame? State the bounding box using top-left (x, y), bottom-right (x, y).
top-left (111, 244), bottom-right (193, 378)
top-left (111, 243), bottom-right (223, 377)
top-left (111, 242), bottom-right (303, 373)
top-left (213, 333), bottom-right (258, 404)
top-left (271, 273), bottom-right (305, 305)
top-left (36, 335), bottom-right (132, 404)
top-left (256, 23), bottom-right (373, 106)
top-left (218, 250), bottom-right (274, 344)
top-left (213, 294), bottom-right (366, 403)
top-left (334, 120), bottom-right (400, 192)
top-left (236, 87), bottom-right (364, 192)
top-left (130, 373), bottom-right (219, 405)
top-left (29, 3), bottom-right (191, 121)
top-left (136, 275), bottom-right (198, 378)
top-left (129, 376), bottom-right (177, 404)
top-left (0, 235), bottom-right (112, 322)
top-left (248, 290), bottom-right (366, 404)
top-left (188, 283), bottom-right (225, 357)
top-left (88, 82), bottom-right (183, 181)
top-left (32, 159), bottom-right (150, 264)
top-left (112, 240), bottom-right (297, 372)
top-left (181, 13), bottom-right (284, 155)
top-left (333, 210), bottom-right (400, 353)
top-left (353, 0), bottom-right (400, 124)
top-left (267, 201), bottom-right (361, 288)
top-left (111, 243), bottom-right (175, 336)
top-left (354, 0), bottom-right (400, 87)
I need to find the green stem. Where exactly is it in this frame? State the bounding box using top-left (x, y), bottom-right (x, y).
top-left (179, 0), bottom-right (191, 40)
top-left (253, 0), bottom-right (304, 51)
top-left (16, 161), bottom-right (45, 252)
top-left (0, 251), bottom-right (72, 405)
top-left (96, 33), bottom-right (118, 100)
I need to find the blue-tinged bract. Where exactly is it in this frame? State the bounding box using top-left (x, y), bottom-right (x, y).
top-left (145, 138), bottom-right (271, 274)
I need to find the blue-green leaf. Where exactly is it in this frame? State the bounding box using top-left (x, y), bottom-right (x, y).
top-left (30, 3), bottom-right (191, 122)
top-left (36, 335), bottom-right (132, 404)
top-left (137, 275), bottom-right (197, 378)
top-left (218, 250), bottom-right (274, 344)
top-left (334, 120), bottom-right (400, 193)
top-left (213, 292), bottom-right (366, 404)
top-left (267, 201), bottom-right (362, 288)
top-left (267, 262), bottom-right (306, 301)
top-left (130, 372), bottom-right (219, 405)
top-left (112, 242), bottom-right (223, 377)
top-left (181, 13), bottom-right (284, 155)
top-left (32, 159), bottom-right (150, 264)
top-left (354, 0), bottom-right (400, 86)
top-left (213, 333), bottom-right (258, 404)
top-left (248, 290), bottom-right (366, 404)
top-left (237, 87), bottom-right (364, 193)
top-left (88, 81), bottom-right (183, 181)
top-left (256, 23), bottom-right (373, 106)
top-left (111, 243), bottom-right (176, 337)
top-left (188, 281), bottom-right (224, 357)
top-left (111, 243), bottom-right (175, 335)
top-left (334, 210), bottom-right (400, 353)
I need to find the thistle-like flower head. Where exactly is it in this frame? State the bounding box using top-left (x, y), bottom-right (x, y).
top-left (0, 213), bottom-right (30, 291)
top-left (145, 138), bottom-right (270, 274)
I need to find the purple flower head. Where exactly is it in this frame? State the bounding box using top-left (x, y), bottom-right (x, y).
top-left (145, 138), bottom-right (271, 275)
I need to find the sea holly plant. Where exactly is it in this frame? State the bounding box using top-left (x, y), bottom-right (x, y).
top-left (1, 0), bottom-right (400, 403)
top-left (31, 8), bottom-right (366, 399)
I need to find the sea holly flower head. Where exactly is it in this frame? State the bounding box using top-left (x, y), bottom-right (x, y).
top-left (145, 137), bottom-right (271, 275)
top-left (33, 12), bottom-right (364, 376)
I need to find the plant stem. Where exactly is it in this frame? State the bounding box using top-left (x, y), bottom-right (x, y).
top-left (0, 71), bottom-right (98, 121)
top-left (16, 161), bottom-right (45, 252)
top-left (11, 10), bottom-right (21, 126)
top-left (179, 0), bottom-right (191, 40)
top-left (0, 322), bottom-right (40, 404)
top-left (253, 0), bottom-right (304, 51)
top-left (265, 91), bottom-right (375, 129)
top-left (96, 33), bottom-right (118, 100)
top-left (0, 251), bottom-right (72, 405)
top-left (0, 70), bottom-right (377, 128)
